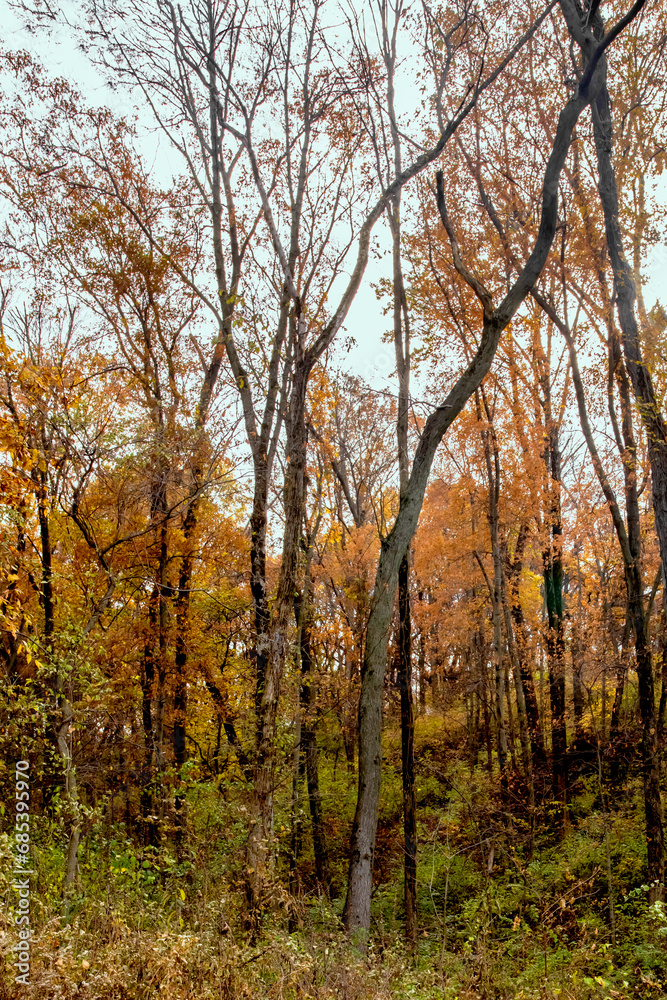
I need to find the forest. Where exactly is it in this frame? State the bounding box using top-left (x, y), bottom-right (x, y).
top-left (2, 0), bottom-right (667, 996)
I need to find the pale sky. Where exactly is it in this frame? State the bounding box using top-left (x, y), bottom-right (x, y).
top-left (4, 0), bottom-right (666, 402)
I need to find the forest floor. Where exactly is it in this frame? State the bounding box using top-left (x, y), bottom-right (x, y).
top-left (2, 719), bottom-right (667, 999)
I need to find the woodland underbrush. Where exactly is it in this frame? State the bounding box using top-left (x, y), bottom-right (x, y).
top-left (2, 726), bottom-right (666, 999)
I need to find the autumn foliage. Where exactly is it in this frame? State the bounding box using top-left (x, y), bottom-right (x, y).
top-left (1, 1), bottom-right (667, 997)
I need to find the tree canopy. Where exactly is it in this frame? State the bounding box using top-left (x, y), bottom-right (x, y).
top-left (2, 1), bottom-right (667, 997)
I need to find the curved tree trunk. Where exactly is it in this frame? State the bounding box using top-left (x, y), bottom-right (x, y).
top-left (343, 69), bottom-right (602, 935)
top-left (544, 285), bottom-right (665, 901)
top-left (565, 11), bottom-right (665, 893)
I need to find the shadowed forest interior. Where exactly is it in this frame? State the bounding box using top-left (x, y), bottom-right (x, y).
top-left (2, 0), bottom-right (667, 997)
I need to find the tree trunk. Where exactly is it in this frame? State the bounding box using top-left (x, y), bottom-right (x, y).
top-left (418, 622), bottom-right (427, 711)
top-left (503, 589), bottom-right (529, 764)
top-left (571, 550), bottom-right (586, 742)
top-left (244, 454), bottom-right (274, 935)
top-left (530, 296), bottom-right (568, 830)
top-left (139, 473), bottom-right (171, 847)
top-left (397, 554), bottom-right (417, 946)
top-left (571, 621), bottom-right (585, 742)
top-left (173, 499), bottom-right (197, 839)
top-left (479, 404), bottom-right (510, 774)
top-left (288, 710), bottom-right (304, 927)
top-left (591, 71), bottom-right (667, 607)
top-left (36, 464), bottom-right (82, 895)
top-left (299, 537), bottom-right (330, 892)
top-left (588, 67), bottom-right (666, 902)
top-left (627, 561), bottom-right (664, 900)
top-left (344, 72), bottom-right (598, 934)
top-left (658, 594), bottom-right (667, 740)
top-left (141, 593), bottom-right (157, 847)
top-left (508, 559), bottom-right (546, 767)
top-left (154, 497), bottom-right (169, 835)
top-left (478, 629), bottom-right (494, 776)
top-left (544, 576), bottom-right (566, 830)
top-left (502, 574), bottom-right (536, 854)
top-left (58, 700), bottom-right (81, 895)
top-left (551, 278), bottom-right (665, 898)
top-left (246, 347), bottom-right (312, 934)
top-left (389, 129), bottom-right (418, 943)
top-left (610, 613), bottom-right (631, 744)
top-left (34, 469), bottom-right (54, 641)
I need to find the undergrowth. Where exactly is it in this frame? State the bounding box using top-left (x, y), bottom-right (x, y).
top-left (1, 725), bottom-right (666, 999)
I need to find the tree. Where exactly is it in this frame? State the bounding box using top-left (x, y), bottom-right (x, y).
top-left (443, 0), bottom-right (666, 893)
top-left (343, 0), bottom-right (646, 937)
top-left (37, 0), bottom-right (548, 927)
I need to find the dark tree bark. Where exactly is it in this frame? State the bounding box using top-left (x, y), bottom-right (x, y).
top-left (477, 392), bottom-right (510, 776)
top-left (571, 619), bottom-right (585, 742)
top-left (418, 620), bottom-right (427, 711)
top-left (396, 555), bottom-right (417, 944)
top-left (137, 457), bottom-right (170, 848)
top-left (541, 419), bottom-right (567, 833)
top-left (34, 467), bottom-right (54, 642)
top-left (343, 49), bottom-right (610, 933)
top-left (502, 563), bottom-right (536, 854)
top-left (477, 628), bottom-right (494, 776)
top-left (658, 593), bottom-right (667, 740)
top-left (583, 19), bottom-right (665, 900)
top-left (589, 64), bottom-right (667, 605)
top-left (173, 502), bottom-right (196, 838)
top-left (300, 593), bottom-right (330, 892)
top-left (288, 476), bottom-right (330, 911)
top-left (610, 613), bottom-right (631, 744)
top-left (538, 288), bottom-right (665, 901)
top-left (506, 525), bottom-right (547, 766)
top-left (31, 419), bottom-right (84, 893)
top-left (386, 30), bottom-right (418, 935)
top-left (571, 548), bottom-right (586, 742)
top-left (141, 586), bottom-right (158, 848)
